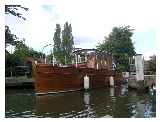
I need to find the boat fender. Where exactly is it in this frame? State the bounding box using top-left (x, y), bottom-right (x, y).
top-left (35, 61), bottom-right (37, 65)
top-left (109, 76), bottom-right (114, 87)
top-left (84, 75), bottom-right (89, 90)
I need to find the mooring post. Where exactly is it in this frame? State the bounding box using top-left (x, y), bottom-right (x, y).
top-left (34, 61), bottom-right (37, 65)
top-left (84, 75), bottom-right (89, 90)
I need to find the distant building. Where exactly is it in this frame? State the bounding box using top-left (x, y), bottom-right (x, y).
top-left (129, 56), bottom-right (156, 75)
top-left (144, 60), bottom-right (151, 75)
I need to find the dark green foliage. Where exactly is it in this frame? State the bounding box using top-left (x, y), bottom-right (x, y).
top-left (5, 39), bottom-right (43, 77)
top-left (5, 5), bottom-right (29, 20)
top-left (5, 51), bottom-right (22, 77)
top-left (62, 22), bottom-right (74, 64)
top-left (13, 39), bottom-right (43, 62)
top-left (97, 26), bottom-right (136, 72)
top-left (5, 26), bottom-right (18, 47)
top-left (14, 39), bottom-right (30, 61)
top-left (28, 48), bottom-right (44, 59)
top-left (46, 52), bottom-right (53, 64)
top-left (53, 24), bottom-right (63, 63)
top-left (53, 22), bottom-right (74, 65)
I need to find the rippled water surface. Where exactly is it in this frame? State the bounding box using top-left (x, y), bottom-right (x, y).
top-left (5, 85), bottom-right (156, 118)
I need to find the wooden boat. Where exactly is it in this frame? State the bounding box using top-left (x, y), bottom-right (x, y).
top-left (33, 49), bottom-right (123, 94)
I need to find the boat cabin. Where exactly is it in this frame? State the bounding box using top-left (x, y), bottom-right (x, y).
top-left (72, 49), bottom-right (113, 70)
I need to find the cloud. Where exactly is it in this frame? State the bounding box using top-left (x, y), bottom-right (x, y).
top-left (5, 0), bottom-right (159, 57)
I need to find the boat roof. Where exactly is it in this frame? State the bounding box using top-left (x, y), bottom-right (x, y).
top-left (73, 48), bottom-right (111, 56)
top-left (73, 48), bottom-right (96, 53)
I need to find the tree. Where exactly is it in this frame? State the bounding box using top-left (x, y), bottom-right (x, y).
top-left (5, 5), bottom-right (28, 47)
top-left (28, 48), bottom-right (43, 59)
top-left (97, 26), bottom-right (136, 71)
top-left (53, 24), bottom-right (62, 63)
top-left (61, 22), bottom-right (74, 65)
top-left (5, 5), bottom-right (29, 20)
top-left (5, 38), bottom-right (44, 77)
top-left (5, 26), bottom-right (18, 47)
top-left (14, 39), bottom-right (43, 61)
top-left (46, 51), bottom-right (53, 64)
top-left (14, 39), bottom-right (30, 61)
top-left (5, 4), bottom-right (28, 47)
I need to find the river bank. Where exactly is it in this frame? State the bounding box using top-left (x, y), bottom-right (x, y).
top-left (5, 77), bottom-right (34, 89)
top-left (128, 75), bottom-right (156, 90)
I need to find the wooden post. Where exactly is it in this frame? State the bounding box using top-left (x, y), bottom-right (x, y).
top-left (96, 55), bottom-right (98, 69)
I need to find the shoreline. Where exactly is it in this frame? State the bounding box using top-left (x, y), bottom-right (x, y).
top-left (5, 77), bottom-right (34, 89)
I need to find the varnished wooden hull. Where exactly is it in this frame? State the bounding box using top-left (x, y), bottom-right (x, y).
top-left (33, 64), bottom-right (123, 94)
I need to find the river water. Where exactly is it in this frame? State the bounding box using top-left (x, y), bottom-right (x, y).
top-left (5, 84), bottom-right (156, 118)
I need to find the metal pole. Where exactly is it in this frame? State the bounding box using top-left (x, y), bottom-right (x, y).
top-left (10, 67), bottom-right (12, 77)
top-left (64, 55), bottom-right (66, 65)
top-left (75, 54), bottom-right (77, 68)
top-left (85, 54), bottom-right (87, 62)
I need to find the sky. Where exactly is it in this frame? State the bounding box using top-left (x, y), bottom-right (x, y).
top-left (5, 0), bottom-right (159, 60)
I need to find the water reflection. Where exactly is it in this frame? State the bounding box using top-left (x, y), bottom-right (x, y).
top-left (110, 87), bottom-right (115, 97)
top-left (127, 90), bottom-right (156, 118)
top-left (83, 92), bottom-right (94, 117)
top-left (5, 89), bottom-right (36, 118)
top-left (36, 91), bottom-right (85, 117)
top-left (5, 85), bottom-right (156, 118)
